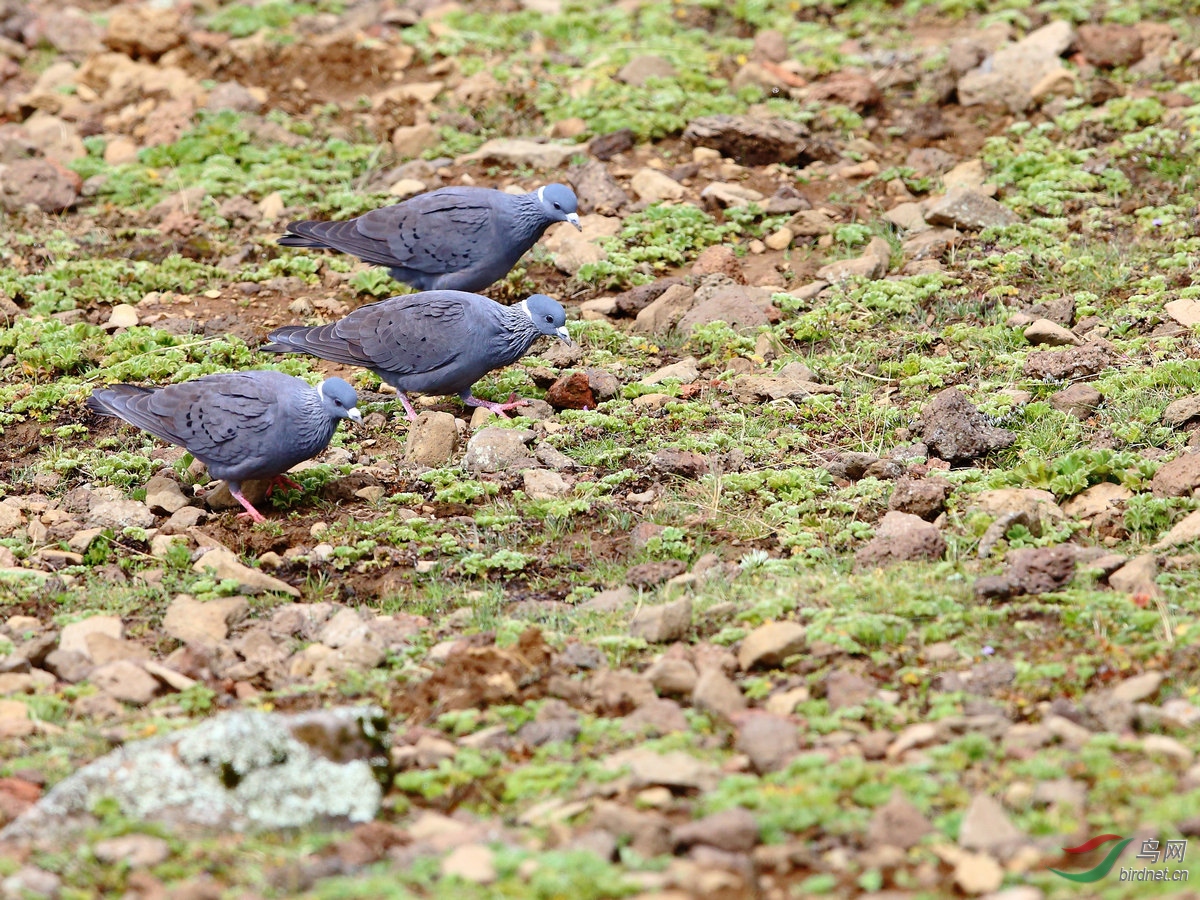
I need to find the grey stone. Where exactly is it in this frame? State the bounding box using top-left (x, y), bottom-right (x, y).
top-left (738, 622), bottom-right (805, 670)
top-left (867, 791), bottom-right (933, 849)
top-left (925, 189), bottom-right (1019, 230)
top-left (404, 411), bottom-right (459, 467)
top-left (735, 712), bottom-right (798, 774)
top-left (459, 138), bottom-right (575, 170)
top-left (919, 388), bottom-right (1014, 463)
top-left (672, 808), bottom-right (760, 853)
top-left (463, 427), bottom-right (536, 473)
top-left (630, 597), bottom-right (692, 643)
top-left (1, 707), bottom-right (386, 841)
top-left (162, 594), bottom-right (249, 646)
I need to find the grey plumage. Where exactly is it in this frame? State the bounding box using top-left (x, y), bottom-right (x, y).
top-left (278, 184), bottom-right (581, 292)
top-left (86, 371), bottom-right (362, 523)
top-left (261, 291), bottom-right (571, 420)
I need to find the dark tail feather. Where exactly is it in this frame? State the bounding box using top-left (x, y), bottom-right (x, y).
top-left (87, 384), bottom-right (154, 418)
top-left (261, 325), bottom-right (368, 368)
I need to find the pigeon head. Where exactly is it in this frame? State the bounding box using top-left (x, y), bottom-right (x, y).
top-left (536, 184), bottom-right (581, 230)
top-left (318, 377), bottom-right (362, 422)
top-left (521, 294), bottom-right (572, 346)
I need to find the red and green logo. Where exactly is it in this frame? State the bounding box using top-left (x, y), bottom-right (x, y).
top-left (1050, 834), bottom-right (1133, 883)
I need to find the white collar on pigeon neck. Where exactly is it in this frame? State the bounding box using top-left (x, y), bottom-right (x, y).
top-left (519, 298), bottom-right (532, 320)
top-left (316, 380), bottom-right (326, 403)
top-left (536, 186), bottom-right (545, 203)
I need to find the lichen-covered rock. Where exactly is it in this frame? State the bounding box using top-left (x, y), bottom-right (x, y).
top-left (0, 707), bottom-right (387, 841)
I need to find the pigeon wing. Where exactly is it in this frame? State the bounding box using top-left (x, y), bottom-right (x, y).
top-left (95, 375), bottom-right (280, 471)
top-left (358, 190), bottom-right (497, 274)
top-left (337, 293), bottom-right (476, 376)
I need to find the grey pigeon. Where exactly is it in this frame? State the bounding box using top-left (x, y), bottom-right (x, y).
top-left (87, 371), bottom-right (361, 523)
top-left (278, 183), bottom-right (581, 292)
top-left (261, 291), bottom-right (571, 420)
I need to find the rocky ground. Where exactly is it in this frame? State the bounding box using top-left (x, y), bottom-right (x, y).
top-left (2, 0), bottom-right (1200, 897)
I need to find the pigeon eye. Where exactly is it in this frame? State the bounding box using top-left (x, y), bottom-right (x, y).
top-left (545, 315), bottom-right (554, 323)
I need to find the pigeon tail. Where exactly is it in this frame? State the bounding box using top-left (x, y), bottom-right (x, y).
top-left (228, 483), bottom-right (268, 523)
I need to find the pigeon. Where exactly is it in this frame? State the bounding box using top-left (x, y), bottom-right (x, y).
top-left (261, 291), bottom-right (571, 420)
top-left (87, 371), bottom-right (362, 523)
top-left (277, 183), bottom-right (581, 292)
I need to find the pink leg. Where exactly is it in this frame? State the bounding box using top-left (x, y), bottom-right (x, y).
top-left (230, 486), bottom-right (267, 523)
top-left (397, 392), bottom-right (418, 422)
top-left (461, 392), bottom-right (529, 419)
top-left (265, 474), bottom-right (303, 496)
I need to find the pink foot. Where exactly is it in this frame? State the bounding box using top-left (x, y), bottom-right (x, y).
top-left (265, 474), bottom-right (303, 496)
top-left (230, 486), bottom-right (267, 523)
top-left (462, 392), bottom-right (529, 419)
top-left (397, 392), bottom-right (418, 422)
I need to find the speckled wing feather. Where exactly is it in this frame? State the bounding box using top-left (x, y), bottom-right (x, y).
top-left (264, 293), bottom-right (478, 377)
top-left (358, 190), bottom-right (498, 274)
top-left (88, 374), bottom-right (280, 472)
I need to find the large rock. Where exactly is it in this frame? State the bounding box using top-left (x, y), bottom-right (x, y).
top-left (1023, 343), bottom-right (1114, 381)
top-left (676, 285), bottom-right (774, 333)
top-left (630, 167), bottom-right (685, 203)
top-left (957, 21), bottom-right (1075, 112)
top-left (0, 159), bottom-right (80, 213)
top-left (867, 791), bottom-right (933, 850)
top-left (683, 115), bottom-right (812, 166)
top-left (629, 597), bottom-right (692, 643)
top-left (738, 622), bottom-right (805, 670)
top-left (633, 283), bottom-right (695, 334)
top-left (924, 189), bottom-right (1019, 230)
top-left (463, 427), bottom-right (536, 473)
top-left (616, 55), bottom-right (676, 86)
top-left (90, 660), bottom-right (161, 705)
top-left (1151, 452), bottom-right (1200, 497)
top-left (0, 707), bottom-right (387, 841)
top-left (59, 615), bottom-right (122, 659)
top-left (103, 5), bottom-right (183, 59)
top-left (193, 548), bottom-right (300, 597)
top-left (918, 388), bottom-right (1015, 463)
top-left (817, 236), bottom-right (892, 282)
top-left (87, 498), bottom-right (156, 529)
top-left (460, 139), bottom-right (575, 170)
top-left (854, 511), bottom-right (946, 569)
top-left (163, 594), bottom-right (249, 646)
top-left (568, 160), bottom-right (629, 215)
top-left (404, 411), bottom-right (459, 467)
top-left (958, 793), bottom-right (1026, 857)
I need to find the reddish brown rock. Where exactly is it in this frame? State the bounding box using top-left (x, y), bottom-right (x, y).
top-left (545, 372), bottom-right (595, 410)
top-left (0, 159), bottom-right (80, 213)
top-left (807, 71), bottom-right (883, 111)
top-left (888, 477), bottom-right (951, 521)
top-left (854, 511), bottom-right (947, 569)
top-left (691, 245), bottom-right (745, 282)
top-left (1076, 24), bottom-right (1144, 68)
top-left (650, 448), bottom-right (710, 479)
